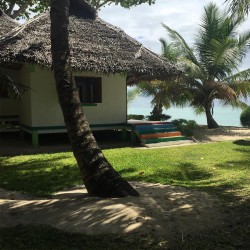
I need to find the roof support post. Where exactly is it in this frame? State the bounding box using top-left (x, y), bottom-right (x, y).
top-left (32, 130), bottom-right (39, 147)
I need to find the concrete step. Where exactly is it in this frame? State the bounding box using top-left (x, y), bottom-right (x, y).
top-left (142, 136), bottom-right (187, 144)
top-left (139, 131), bottom-right (182, 140)
top-left (134, 123), bottom-right (175, 130)
top-left (136, 127), bottom-right (178, 134)
top-left (142, 140), bottom-right (194, 148)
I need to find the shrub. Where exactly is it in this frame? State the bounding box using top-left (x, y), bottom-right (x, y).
top-left (172, 119), bottom-right (198, 137)
top-left (127, 114), bottom-right (145, 120)
top-left (240, 106), bottom-right (250, 127)
top-left (146, 114), bottom-right (171, 121)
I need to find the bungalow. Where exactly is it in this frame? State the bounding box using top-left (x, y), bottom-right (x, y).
top-left (0, 9), bottom-right (20, 125)
top-left (0, 0), bottom-right (181, 146)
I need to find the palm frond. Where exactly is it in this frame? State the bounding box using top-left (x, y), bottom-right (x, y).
top-left (220, 98), bottom-right (249, 109)
top-left (225, 0), bottom-right (250, 16)
top-left (181, 58), bottom-right (206, 80)
top-left (227, 81), bottom-right (250, 98)
top-left (192, 105), bottom-right (205, 115)
top-left (159, 38), bottom-right (181, 62)
top-left (210, 38), bottom-right (242, 78)
top-left (162, 23), bottom-right (200, 65)
top-left (225, 68), bottom-right (250, 81)
top-left (127, 87), bottom-right (140, 104)
top-left (223, 68), bottom-right (250, 98)
top-left (208, 81), bottom-right (237, 101)
top-left (0, 70), bottom-right (28, 98)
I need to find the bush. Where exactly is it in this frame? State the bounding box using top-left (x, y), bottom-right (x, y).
top-left (127, 114), bottom-right (145, 120)
top-left (146, 114), bottom-right (171, 121)
top-left (172, 119), bottom-right (198, 137)
top-left (240, 106), bottom-right (250, 127)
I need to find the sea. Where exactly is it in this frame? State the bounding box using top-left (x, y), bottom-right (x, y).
top-left (128, 96), bottom-right (250, 127)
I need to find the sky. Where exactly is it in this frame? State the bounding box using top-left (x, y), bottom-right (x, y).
top-left (99, 0), bottom-right (250, 71)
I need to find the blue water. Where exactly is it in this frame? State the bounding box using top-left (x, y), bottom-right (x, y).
top-left (128, 96), bottom-right (249, 127)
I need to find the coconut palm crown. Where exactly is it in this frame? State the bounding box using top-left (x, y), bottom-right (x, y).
top-left (161, 3), bottom-right (250, 128)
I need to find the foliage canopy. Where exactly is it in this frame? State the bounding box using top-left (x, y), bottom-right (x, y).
top-left (0, 0), bottom-right (155, 19)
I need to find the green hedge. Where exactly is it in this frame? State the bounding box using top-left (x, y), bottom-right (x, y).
top-left (240, 106), bottom-right (250, 127)
top-left (172, 119), bottom-right (198, 136)
top-left (127, 114), bottom-right (145, 120)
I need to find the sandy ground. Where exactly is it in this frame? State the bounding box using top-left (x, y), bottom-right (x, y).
top-left (193, 126), bottom-right (250, 143)
top-left (0, 182), bottom-right (223, 236)
top-left (0, 126), bottom-right (249, 236)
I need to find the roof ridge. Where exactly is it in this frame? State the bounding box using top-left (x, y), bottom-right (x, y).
top-left (97, 17), bottom-right (142, 47)
top-left (96, 17), bottom-right (167, 64)
top-left (0, 12), bottom-right (48, 43)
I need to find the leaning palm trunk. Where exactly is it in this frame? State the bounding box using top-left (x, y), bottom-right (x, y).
top-left (50, 0), bottom-right (139, 197)
top-left (151, 103), bottom-right (164, 117)
top-left (205, 106), bottom-right (219, 129)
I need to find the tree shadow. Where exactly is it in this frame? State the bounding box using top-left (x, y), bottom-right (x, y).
top-left (233, 139), bottom-right (250, 146)
top-left (0, 156), bottom-right (81, 196)
top-left (0, 131), bottom-right (138, 157)
top-left (0, 181), bottom-right (224, 241)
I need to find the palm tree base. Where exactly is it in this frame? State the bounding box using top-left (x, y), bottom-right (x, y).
top-left (207, 118), bottom-right (219, 129)
top-left (83, 164), bottom-right (140, 197)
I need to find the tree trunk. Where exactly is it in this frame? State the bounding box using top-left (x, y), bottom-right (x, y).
top-left (50, 0), bottom-right (139, 197)
top-left (151, 103), bottom-right (163, 117)
top-left (205, 106), bottom-right (219, 129)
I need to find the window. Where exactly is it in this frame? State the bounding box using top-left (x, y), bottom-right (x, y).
top-left (74, 77), bottom-right (102, 104)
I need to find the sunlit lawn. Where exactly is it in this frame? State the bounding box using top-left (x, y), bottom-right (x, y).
top-left (0, 140), bottom-right (249, 201)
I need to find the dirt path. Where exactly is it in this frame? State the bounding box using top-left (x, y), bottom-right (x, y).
top-left (0, 182), bottom-right (223, 236)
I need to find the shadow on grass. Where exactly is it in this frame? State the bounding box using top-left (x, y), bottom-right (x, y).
top-left (0, 156), bottom-right (81, 196)
top-left (119, 162), bottom-right (213, 184)
top-left (233, 139), bottom-right (250, 146)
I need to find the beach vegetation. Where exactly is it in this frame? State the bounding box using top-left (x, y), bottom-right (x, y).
top-left (160, 3), bottom-right (250, 129)
top-left (172, 119), bottom-right (198, 136)
top-left (132, 3), bottom-right (250, 128)
top-left (240, 105), bottom-right (250, 126)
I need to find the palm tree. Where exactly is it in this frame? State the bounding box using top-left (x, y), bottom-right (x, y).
top-left (134, 41), bottom-right (186, 121)
top-left (162, 3), bottom-right (250, 128)
top-left (50, 0), bottom-right (139, 197)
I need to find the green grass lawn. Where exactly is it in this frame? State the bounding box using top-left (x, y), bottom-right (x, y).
top-left (0, 140), bottom-right (250, 249)
top-left (0, 141), bottom-right (249, 200)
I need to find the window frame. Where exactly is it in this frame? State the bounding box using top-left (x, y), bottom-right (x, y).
top-left (74, 76), bottom-right (102, 104)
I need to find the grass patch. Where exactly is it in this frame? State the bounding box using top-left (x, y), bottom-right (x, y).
top-left (1, 141), bottom-right (249, 200)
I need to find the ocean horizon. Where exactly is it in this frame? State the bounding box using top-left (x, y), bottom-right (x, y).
top-left (128, 96), bottom-right (250, 127)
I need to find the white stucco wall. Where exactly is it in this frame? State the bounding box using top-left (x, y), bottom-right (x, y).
top-left (75, 71), bottom-right (127, 125)
top-left (0, 98), bottom-right (19, 117)
top-left (30, 67), bottom-right (64, 127)
top-left (19, 65), bottom-right (32, 126)
top-left (29, 66), bottom-right (127, 128)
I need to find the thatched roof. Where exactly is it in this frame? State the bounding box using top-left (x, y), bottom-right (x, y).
top-left (0, 9), bottom-right (19, 36)
top-left (0, 0), bottom-right (181, 84)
